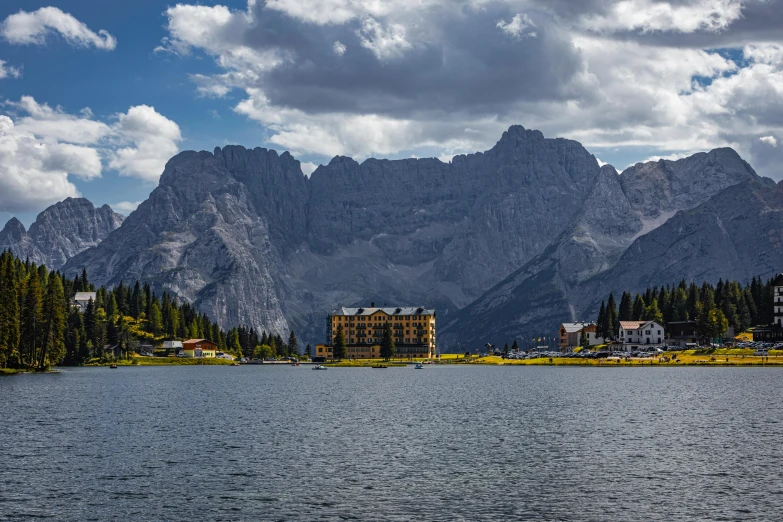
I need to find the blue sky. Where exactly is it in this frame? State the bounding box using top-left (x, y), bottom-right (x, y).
top-left (2, 0), bottom-right (783, 227)
top-left (0, 0), bottom-right (270, 226)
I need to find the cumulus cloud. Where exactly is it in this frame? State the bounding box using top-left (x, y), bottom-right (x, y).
top-left (0, 115), bottom-right (81, 212)
top-left (1, 6), bottom-right (116, 50)
top-left (111, 200), bottom-right (143, 215)
top-left (159, 0), bottom-right (783, 179)
top-left (580, 0), bottom-right (745, 34)
top-left (0, 96), bottom-right (182, 212)
top-left (0, 59), bottom-right (21, 79)
top-left (760, 135), bottom-right (778, 147)
top-left (108, 105), bottom-right (183, 182)
top-left (497, 13), bottom-right (537, 39)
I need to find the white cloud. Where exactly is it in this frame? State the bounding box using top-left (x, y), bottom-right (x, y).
top-left (111, 200), bottom-right (142, 215)
top-left (580, 0), bottom-right (745, 34)
top-left (0, 115), bottom-right (80, 212)
top-left (10, 96), bottom-right (111, 145)
top-left (300, 161), bottom-right (319, 176)
top-left (158, 1), bottom-right (783, 179)
top-left (0, 59), bottom-right (21, 79)
top-left (108, 105), bottom-right (183, 182)
top-left (0, 96), bottom-right (182, 212)
top-left (497, 14), bottom-right (537, 39)
top-left (356, 17), bottom-right (412, 60)
top-left (760, 136), bottom-right (778, 147)
top-left (1, 6), bottom-right (116, 50)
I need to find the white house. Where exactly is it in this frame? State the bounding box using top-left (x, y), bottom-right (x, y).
top-left (618, 320), bottom-right (665, 350)
top-left (72, 292), bottom-right (97, 313)
top-left (163, 340), bottom-right (183, 350)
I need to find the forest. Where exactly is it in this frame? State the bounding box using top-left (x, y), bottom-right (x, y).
top-left (593, 276), bottom-right (777, 341)
top-left (0, 250), bottom-right (303, 370)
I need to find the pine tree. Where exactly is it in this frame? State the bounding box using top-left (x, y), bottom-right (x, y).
top-left (618, 292), bottom-right (632, 321)
top-left (0, 253), bottom-right (20, 368)
top-left (606, 293), bottom-right (618, 339)
top-left (632, 295), bottom-right (646, 321)
top-left (305, 343), bottom-right (312, 359)
top-left (597, 301), bottom-right (606, 338)
top-left (20, 269), bottom-right (44, 368)
top-left (288, 330), bottom-right (298, 356)
top-left (511, 339), bottom-right (519, 351)
top-left (503, 342), bottom-right (510, 354)
top-left (333, 325), bottom-right (347, 360)
top-left (643, 298), bottom-right (664, 324)
top-left (38, 273), bottom-right (66, 370)
top-left (148, 302), bottom-right (163, 335)
top-left (380, 323), bottom-right (395, 361)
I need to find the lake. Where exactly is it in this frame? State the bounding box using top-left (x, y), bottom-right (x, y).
top-left (1, 365), bottom-right (781, 520)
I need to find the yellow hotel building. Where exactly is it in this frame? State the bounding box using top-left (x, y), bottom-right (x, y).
top-left (316, 305), bottom-right (436, 359)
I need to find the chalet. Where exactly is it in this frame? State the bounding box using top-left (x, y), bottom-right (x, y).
top-left (182, 339), bottom-right (217, 358)
top-left (558, 323), bottom-right (604, 351)
top-left (618, 320), bottom-right (665, 350)
top-left (72, 292), bottom-right (97, 313)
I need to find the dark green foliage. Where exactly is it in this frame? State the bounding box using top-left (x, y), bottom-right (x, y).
top-left (380, 323), bottom-right (395, 361)
top-left (0, 250), bottom-right (291, 369)
top-left (333, 325), bottom-right (347, 360)
top-left (595, 275), bottom-right (781, 337)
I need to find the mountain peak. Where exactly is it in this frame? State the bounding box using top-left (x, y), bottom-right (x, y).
top-left (1, 217), bottom-right (27, 237)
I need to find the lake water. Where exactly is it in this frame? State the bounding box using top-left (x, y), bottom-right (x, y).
top-left (1, 365), bottom-right (782, 521)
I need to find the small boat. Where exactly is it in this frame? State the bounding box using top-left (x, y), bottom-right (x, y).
top-left (372, 365), bottom-right (388, 369)
top-left (312, 364), bottom-right (328, 370)
top-left (109, 364), bottom-right (118, 369)
top-left (414, 363), bottom-right (424, 369)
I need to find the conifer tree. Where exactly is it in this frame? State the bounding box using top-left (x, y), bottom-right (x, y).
top-left (597, 301), bottom-right (607, 338)
top-left (333, 325), bottom-right (347, 360)
top-left (380, 323), bottom-right (395, 361)
top-left (618, 292), bottom-right (632, 321)
top-left (288, 330), bottom-right (298, 356)
top-left (512, 339), bottom-right (519, 352)
top-left (632, 295), bottom-right (646, 321)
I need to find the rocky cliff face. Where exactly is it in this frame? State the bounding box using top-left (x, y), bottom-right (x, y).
top-left (0, 198), bottom-right (124, 269)
top-left (439, 149), bottom-right (765, 350)
top-left (64, 126), bottom-right (609, 342)
top-left (55, 126), bottom-right (777, 349)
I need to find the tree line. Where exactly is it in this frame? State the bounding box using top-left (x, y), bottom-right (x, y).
top-left (0, 250), bottom-right (303, 370)
top-left (594, 276), bottom-right (777, 341)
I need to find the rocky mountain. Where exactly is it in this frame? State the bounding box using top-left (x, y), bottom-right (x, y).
top-left (63, 126), bottom-right (614, 342)
top-left (0, 198), bottom-right (124, 269)
top-left (54, 125), bottom-right (779, 350)
top-left (440, 167), bottom-right (777, 350)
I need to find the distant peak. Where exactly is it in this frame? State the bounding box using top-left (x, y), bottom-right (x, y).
top-left (1, 217), bottom-right (27, 237)
top-left (497, 125), bottom-right (545, 145)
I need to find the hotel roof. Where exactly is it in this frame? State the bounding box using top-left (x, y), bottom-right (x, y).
top-left (331, 307), bottom-right (435, 317)
top-left (560, 322), bottom-right (594, 333)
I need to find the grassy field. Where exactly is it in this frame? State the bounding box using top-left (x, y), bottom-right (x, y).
top-left (0, 368), bottom-right (25, 375)
top-left (87, 356), bottom-right (235, 367)
top-left (440, 351), bottom-right (783, 367)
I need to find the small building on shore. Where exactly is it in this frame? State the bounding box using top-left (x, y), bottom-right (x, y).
top-left (558, 322), bottom-right (603, 351)
top-left (182, 339), bottom-right (217, 358)
top-left (618, 320), bottom-right (665, 350)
